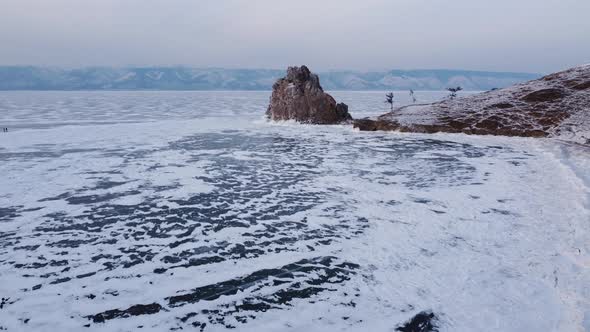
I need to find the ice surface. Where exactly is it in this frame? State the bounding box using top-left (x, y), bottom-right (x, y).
top-left (0, 91), bottom-right (588, 331)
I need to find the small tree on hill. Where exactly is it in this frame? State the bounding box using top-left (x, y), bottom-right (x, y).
top-left (447, 86), bottom-right (463, 100)
top-left (385, 92), bottom-right (394, 111)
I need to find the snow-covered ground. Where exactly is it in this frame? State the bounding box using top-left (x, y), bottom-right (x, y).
top-left (0, 91), bottom-right (588, 331)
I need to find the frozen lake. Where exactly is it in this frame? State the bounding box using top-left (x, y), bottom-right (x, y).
top-left (0, 91), bottom-right (589, 331)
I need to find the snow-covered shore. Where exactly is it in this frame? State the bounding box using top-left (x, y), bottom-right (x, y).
top-left (355, 64), bottom-right (590, 146)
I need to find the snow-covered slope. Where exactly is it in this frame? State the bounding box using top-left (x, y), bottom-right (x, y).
top-left (355, 64), bottom-right (590, 145)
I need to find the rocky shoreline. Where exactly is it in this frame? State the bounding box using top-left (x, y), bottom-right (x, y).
top-left (268, 65), bottom-right (590, 145)
top-left (353, 64), bottom-right (590, 145)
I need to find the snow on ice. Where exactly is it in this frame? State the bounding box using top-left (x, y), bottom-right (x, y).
top-left (0, 91), bottom-right (588, 331)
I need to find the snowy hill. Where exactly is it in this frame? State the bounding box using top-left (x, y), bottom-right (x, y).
top-left (354, 64), bottom-right (590, 145)
top-left (0, 66), bottom-right (538, 91)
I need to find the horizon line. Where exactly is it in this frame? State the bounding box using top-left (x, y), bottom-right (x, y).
top-left (0, 64), bottom-right (541, 75)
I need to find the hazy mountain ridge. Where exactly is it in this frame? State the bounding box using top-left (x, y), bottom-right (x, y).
top-left (0, 66), bottom-right (539, 91)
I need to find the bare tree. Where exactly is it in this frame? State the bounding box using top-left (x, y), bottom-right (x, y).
top-left (385, 92), bottom-right (394, 111)
top-left (447, 86), bottom-right (463, 100)
top-left (409, 89), bottom-right (416, 103)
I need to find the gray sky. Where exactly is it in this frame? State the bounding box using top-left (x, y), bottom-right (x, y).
top-left (1, 0), bottom-right (589, 73)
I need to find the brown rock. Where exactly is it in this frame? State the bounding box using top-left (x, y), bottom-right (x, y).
top-left (353, 119), bottom-right (379, 131)
top-left (353, 118), bottom-right (400, 131)
top-left (484, 102), bottom-right (514, 110)
top-left (522, 88), bottom-right (567, 103)
top-left (475, 118), bottom-right (502, 131)
top-left (573, 81), bottom-right (590, 90)
top-left (266, 66), bottom-right (352, 124)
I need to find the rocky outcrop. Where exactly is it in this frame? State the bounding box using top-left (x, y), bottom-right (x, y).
top-left (267, 66), bottom-right (352, 124)
top-left (354, 64), bottom-right (590, 144)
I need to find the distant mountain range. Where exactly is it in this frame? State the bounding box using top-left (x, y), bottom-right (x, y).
top-left (0, 66), bottom-right (539, 91)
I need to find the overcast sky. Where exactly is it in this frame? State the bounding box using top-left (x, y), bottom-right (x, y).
top-left (1, 0), bottom-right (589, 73)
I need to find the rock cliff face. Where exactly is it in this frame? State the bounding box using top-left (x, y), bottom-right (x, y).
top-left (354, 64), bottom-right (590, 144)
top-left (267, 66), bottom-right (352, 124)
